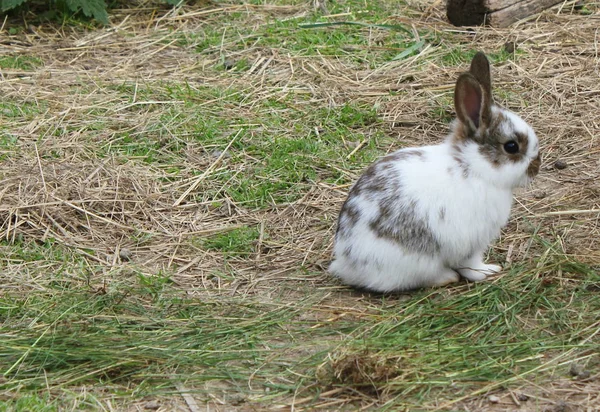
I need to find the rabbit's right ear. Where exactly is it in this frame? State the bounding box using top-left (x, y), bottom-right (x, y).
top-left (469, 52), bottom-right (492, 100)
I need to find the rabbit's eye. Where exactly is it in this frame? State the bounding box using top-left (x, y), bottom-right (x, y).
top-left (503, 141), bottom-right (519, 154)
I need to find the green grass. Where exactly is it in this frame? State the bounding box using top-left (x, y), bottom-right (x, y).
top-left (2, 239), bottom-right (598, 409)
top-left (0, 100), bottom-right (44, 121)
top-left (173, 0), bottom-right (427, 68)
top-left (201, 226), bottom-right (260, 255)
top-left (0, 55), bottom-right (43, 71)
top-left (0, 133), bottom-right (19, 160)
top-left (0, 238), bottom-right (323, 406)
top-left (0, 393), bottom-right (60, 411)
top-left (93, 79), bottom-right (386, 206)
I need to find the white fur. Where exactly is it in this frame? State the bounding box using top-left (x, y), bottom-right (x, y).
top-left (329, 106), bottom-right (539, 292)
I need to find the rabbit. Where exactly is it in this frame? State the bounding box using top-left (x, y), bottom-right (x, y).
top-left (329, 52), bottom-right (541, 293)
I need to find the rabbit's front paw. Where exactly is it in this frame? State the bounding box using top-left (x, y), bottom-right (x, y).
top-left (481, 264), bottom-right (501, 274)
top-left (458, 263), bottom-right (502, 282)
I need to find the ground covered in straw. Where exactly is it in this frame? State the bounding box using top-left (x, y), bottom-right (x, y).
top-left (1, 0), bottom-right (599, 410)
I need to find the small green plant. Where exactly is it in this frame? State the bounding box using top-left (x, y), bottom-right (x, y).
top-left (0, 0), bottom-right (27, 14)
top-left (0, 0), bottom-right (185, 25)
top-left (0, 55), bottom-right (43, 70)
top-left (138, 272), bottom-right (174, 300)
top-left (1, 0), bottom-right (109, 24)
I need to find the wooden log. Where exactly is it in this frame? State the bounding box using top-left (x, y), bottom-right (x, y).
top-left (447, 0), bottom-right (563, 28)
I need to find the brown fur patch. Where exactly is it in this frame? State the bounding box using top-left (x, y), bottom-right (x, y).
top-left (369, 198), bottom-right (440, 255)
top-left (477, 110), bottom-right (530, 167)
top-left (347, 149), bottom-right (418, 197)
top-left (453, 122), bottom-right (469, 142)
top-left (336, 148), bottom-right (433, 251)
top-left (349, 165), bottom-right (386, 196)
top-left (527, 153), bottom-right (541, 177)
top-left (451, 144), bottom-right (470, 178)
top-left (379, 149), bottom-right (425, 164)
top-left (343, 203), bottom-right (361, 225)
top-left (469, 52), bottom-right (492, 102)
top-left (335, 200), bottom-right (362, 238)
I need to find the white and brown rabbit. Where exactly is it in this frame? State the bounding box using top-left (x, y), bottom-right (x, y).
top-left (329, 52), bottom-right (541, 292)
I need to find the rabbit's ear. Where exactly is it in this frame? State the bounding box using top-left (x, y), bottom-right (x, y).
top-left (455, 73), bottom-right (490, 134)
top-left (469, 52), bottom-right (492, 102)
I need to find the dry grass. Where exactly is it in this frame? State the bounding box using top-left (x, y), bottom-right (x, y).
top-left (0, 0), bottom-right (599, 410)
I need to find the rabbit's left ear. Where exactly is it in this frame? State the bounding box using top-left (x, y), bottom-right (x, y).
top-left (455, 73), bottom-right (490, 133)
top-left (454, 52), bottom-right (493, 135)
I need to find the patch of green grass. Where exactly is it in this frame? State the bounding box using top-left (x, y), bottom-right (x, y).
top-left (201, 226), bottom-right (260, 256)
top-left (430, 94), bottom-right (454, 124)
top-left (172, 0), bottom-right (423, 68)
top-left (333, 102), bottom-right (379, 128)
top-left (0, 133), bottom-right (19, 160)
top-left (440, 47), bottom-right (480, 66)
top-left (0, 239), bottom-right (94, 296)
top-left (253, 21), bottom-right (423, 67)
top-left (0, 55), bottom-right (43, 71)
top-left (440, 47), bottom-right (519, 66)
top-left (1, 237), bottom-right (85, 266)
top-left (0, 393), bottom-right (59, 411)
top-left (137, 271), bottom-right (175, 300)
top-left (0, 100), bottom-right (44, 120)
top-left (175, 11), bottom-right (256, 54)
top-left (91, 82), bottom-right (250, 164)
top-left (211, 101), bottom-right (383, 207)
top-left (0, 255), bottom-right (321, 405)
top-left (99, 131), bottom-right (182, 164)
top-left (576, 3), bottom-right (594, 15)
top-left (118, 80), bottom-right (384, 207)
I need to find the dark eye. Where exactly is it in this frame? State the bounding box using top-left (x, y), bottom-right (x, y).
top-left (503, 141), bottom-right (519, 154)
